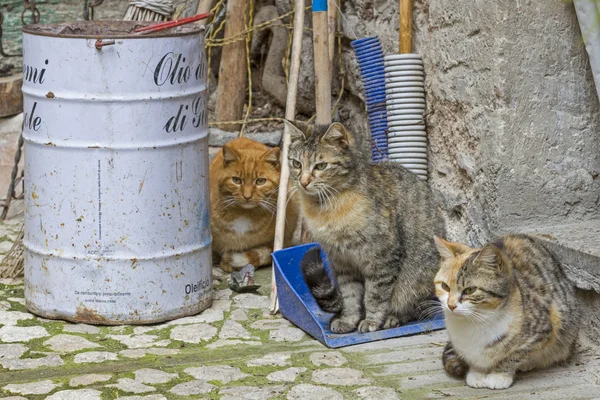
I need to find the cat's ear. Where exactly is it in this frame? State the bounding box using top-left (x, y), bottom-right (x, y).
top-left (222, 143), bottom-right (240, 166)
top-left (434, 236), bottom-right (470, 260)
top-left (283, 119), bottom-right (306, 143)
top-left (478, 245), bottom-right (504, 272)
top-left (262, 147), bottom-right (281, 166)
top-left (321, 122), bottom-right (350, 149)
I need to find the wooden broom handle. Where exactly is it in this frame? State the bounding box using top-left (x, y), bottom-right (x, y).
top-left (399, 0), bottom-right (413, 54)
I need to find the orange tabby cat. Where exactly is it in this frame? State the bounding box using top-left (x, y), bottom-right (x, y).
top-left (210, 137), bottom-right (299, 272)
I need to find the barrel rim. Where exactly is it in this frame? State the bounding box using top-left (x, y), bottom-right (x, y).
top-left (22, 20), bottom-right (204, 39)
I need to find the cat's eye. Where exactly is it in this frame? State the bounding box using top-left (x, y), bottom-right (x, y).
top-left (256, 178), bottom-right (267, 186)
top-left (315, 162), bottom-right (328, 170)
top-left (463, 287), bottom-right (476, 295)
top-left (441, 282), bottom-right (450, 292)
top-left (291, 160), bottom-right (301, 168)
top-left (232, 177), bottom-right (242, 184)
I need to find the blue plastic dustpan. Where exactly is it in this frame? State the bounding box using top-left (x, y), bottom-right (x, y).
top-left (272, 243), bottom-right (445, 348)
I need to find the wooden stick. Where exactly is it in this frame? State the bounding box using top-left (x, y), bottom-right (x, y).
top-left (196, 0), bottom-right (215, 25)
top-left (327, 0), bottom-right (336, 71)
top-left (269, 0), bottom-right (305, 313)
top-left (313, 7), bottom-right (332, 125)
top-left (399, 0), bottom-right (413, 54)
top-left (215, 0), bottom-right (248, 132)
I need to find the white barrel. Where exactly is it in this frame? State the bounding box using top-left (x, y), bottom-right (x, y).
top-left (21, 21), bottom-right (212, 324)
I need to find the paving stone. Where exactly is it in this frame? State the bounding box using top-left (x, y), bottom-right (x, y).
top-left (107, 334), bottom-right (170, 349)
top-left (230, 308), bottom-right (248, 321)
top-left (310, 351), bottom-right (348, 367)
top-left (266, 367), bottom-right (307, 382)
top-left (133, 327), bottom-right (156, 335)
top-left (2, 354), bottom-right (64, 370)
top-left (219, 385), bottom-right (286, 400)
top-left (69, 374), bottom-right (112, 387)
top-left (184, 366), bottom-right (249, 384)
top-left (269, 327), bottom-right (305, 342)
top-left (107, 378), bottom-right (156, 394)
top-left (1, 397), bottom-right (28, 400)
top-left (44, 334), bottom-right (101, 352)
top-left (207, 339), bottom-right (263, 349)
top-left (220, 320), bottom-right (255, 340)
top-left (46, 389), bottom-right (102, 400)
top-left (0, 241), bottom-right (13, 252)
top-left (169, 380), bottom-right (216, 396)
top-left (6, 297), bottom-right (25, 305)
top-left (250, 319), bottom-right (292, 330)
top-left (215, 288), bottom-right (233, 300)
top-left (0, 300), bottom-right (11, 310)
top-left (119, 396), bottom-right (166, 400)
top-left (134, 368), bottom-right (178, 384)
top-left (0, 343), bottom-right (26, 359)
top-left (212, 268), bottom-right (225, 278)
top-left (312, 368), bottom-right (372, 386)
top-left (247, 353), bottom-right (291, 367)
top-left (0, 325), bottom-right (48, 342)
top-left (4, 380), bottom-right (57, 395)
top-left (232, 293), bottom-right (270, 309)
top-left (0, 278), bottom-right (22, 285)
top-left (170, 323), bottom-right (217, 343)
top-left (287, 384), bottom-right (344, 400)
top-left (74, 351), bottom-right (118, 364)
top-left (353, 386), bottom-right (400, 400)
top-left (62, 324), bottom-right (101, 335)
top-left (212, 299), bottom-right (232, 311)
top-left (165, 308), bottom-right (224, 325)
top-left (119, 348), bottom-right (180, 359)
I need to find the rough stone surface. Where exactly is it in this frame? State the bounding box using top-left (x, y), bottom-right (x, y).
top-left (63, 324), bottom-right (101, 335)
top-left (247, 353), bottom-right (291, 367)
top-left (207, 339), bottom-right (263, 349)
top-left (232, 293), bottom-right (271, 309)
top-left (107, 378), bottom-right (156, 394)
top-left (312, 368), bottom-right (373, 386)
top-left (219, 385), bottom-right (286, 400)
top-left (219, 320), bottom-right (255, 340)
top-left (287, 384), bottom-right (344, 400)
top-left (107, 334), bottom-right (170, 349)
top-left (134, 369), bottom-right (178, 385)
top-left (119, 396), bottom-right (166, 400)
top-left (165, 308), bottom-right (224, 325)
top-left (269, 327), bottom-right (305, 342)
top-left (184, 365), bottom-right (249, 383)
top-left (310, 351), bottom-right (348, 367)
top-left (69, 374), bottom-right (112, 387)
top-left (230, 308), bottom-right (248, 321)
top-left (250, 319), bottom-right (292, 330)
top-left (353, 386), bottom-right (400, 400)
top-left (170, 323), bottom-right (217, 343)
top-left (74, 351), bottom-right (118, 364)
top-left (44, 334), bottom-right (101, 352)
top-left (0, 326), bottom-right (49, 342)
top-left (169, 380), bottom-right (216, 396)
top-left (266, 367), bottom-right (307, 382)
top-left (4, 380), bottom-right (57, 395)
top-left (46, 389), bottom-right (103, 400)
top-left (0, 310), bottom-right (33, 325)
top-left (1, 354), bottom-right (64, 370)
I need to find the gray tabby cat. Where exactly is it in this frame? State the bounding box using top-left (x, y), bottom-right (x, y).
top-left (434, 234), bottom-right (580, 389)
top-left (288, 121), bottom-right (446, 333)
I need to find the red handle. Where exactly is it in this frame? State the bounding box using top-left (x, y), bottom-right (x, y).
top-left (134, 12), bottom-right (212, 34)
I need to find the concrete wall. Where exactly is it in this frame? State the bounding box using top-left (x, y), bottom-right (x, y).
top-left (341, 0), bottom-right (600, 246)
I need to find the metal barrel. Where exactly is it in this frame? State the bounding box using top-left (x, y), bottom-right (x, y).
top-left (21, 21), bottom-right (212, 324)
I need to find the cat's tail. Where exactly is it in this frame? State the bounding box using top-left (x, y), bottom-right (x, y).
top-left (300, 247), bottom-right (343, 314)
top-left (442, 342), bottom-right (469, 378)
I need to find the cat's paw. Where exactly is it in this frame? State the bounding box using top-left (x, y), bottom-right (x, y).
top-left (483, 372), bottom-right (513, 389)
top-left (330, 317), bottom-right (358, 333)
top-left (383, 315), bottom-right (400, 329)
top-left (358, 319), bottom-right (382, 333)
top-left (220, 252), bottom-right (249, 272)
top-left (466, 370), bottom-right (487, 388)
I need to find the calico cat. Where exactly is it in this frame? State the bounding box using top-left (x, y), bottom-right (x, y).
top-left (210, 137), bottom-right (299, 272)
top-left (434, 234), bottom-right (580, 390)
top-left (292, 121), bottom-right (446, 333)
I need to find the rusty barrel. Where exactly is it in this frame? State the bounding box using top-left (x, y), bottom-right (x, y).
top-left (21, 21), bottom-right (212, 324)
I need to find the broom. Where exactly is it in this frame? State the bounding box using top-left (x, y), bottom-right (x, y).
top-left (123, 0), bottom-right (177, 22)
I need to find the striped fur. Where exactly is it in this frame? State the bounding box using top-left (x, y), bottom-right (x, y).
top-left (220, 245), bottom-right (273, 273)
top-left (434, 234), bottom-right (580, 390)
top-left (287, 121), bottom-right (446, 334)
top-left (300, 247), bottom-right (342, 313)
top-left (443, 342), bottom-right (468, 378)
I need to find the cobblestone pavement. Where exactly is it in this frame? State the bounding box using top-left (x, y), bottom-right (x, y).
top-left (1, 217), bottom-right (599, 399)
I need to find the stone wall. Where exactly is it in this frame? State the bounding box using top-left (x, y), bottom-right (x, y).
top-left (340, 0), bottom-right (600, 246)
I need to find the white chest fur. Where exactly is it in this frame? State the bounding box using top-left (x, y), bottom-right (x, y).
top-left (446, 310), bottom-right (514, 370)
top-left (229, 217), bottom-right (253, 235)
